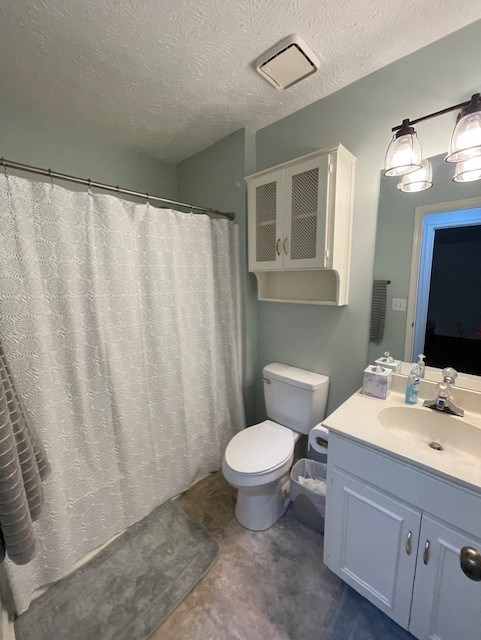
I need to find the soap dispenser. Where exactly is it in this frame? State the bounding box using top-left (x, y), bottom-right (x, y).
top-left (417, 354), bottom-right (426, 379)
top-left (405, 365), bottom-right (421, 405)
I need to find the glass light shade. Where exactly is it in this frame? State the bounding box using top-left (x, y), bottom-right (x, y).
top-left (397, 159), bottom-right (433, 193)
top-left (446, 95), bottom-right (481, 163)
top-left (384, 130), bottom-right (422, 177)
top-left (453, 156), bottom-right (481, 183)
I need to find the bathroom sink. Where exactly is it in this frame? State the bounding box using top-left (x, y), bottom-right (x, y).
top-left (378, 406), bottom-right (481, 465)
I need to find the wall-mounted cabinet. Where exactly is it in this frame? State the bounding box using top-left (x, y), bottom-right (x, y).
top-left (246, 144), bottom-right (356, 305)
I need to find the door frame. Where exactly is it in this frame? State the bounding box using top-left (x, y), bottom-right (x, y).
top-left (404, 196), bottom-right (481, 361)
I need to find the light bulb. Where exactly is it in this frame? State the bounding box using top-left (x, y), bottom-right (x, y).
top-left (453, 156), bottom-right (481, 183)
top-left (397, 159), bottom-right (433, 193)
top-left (384, 120), bottom-right (422, 177)
top-left (446, 93), bottom-right (481, 163)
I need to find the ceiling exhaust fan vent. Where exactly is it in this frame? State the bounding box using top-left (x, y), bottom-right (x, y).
top-left (255, 34), bottom-right (320, 91)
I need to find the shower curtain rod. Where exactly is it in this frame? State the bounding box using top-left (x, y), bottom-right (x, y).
top-left (0, 157), bottom-right (235, 221)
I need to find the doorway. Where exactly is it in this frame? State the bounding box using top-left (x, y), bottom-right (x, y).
top-left (407, 205), bottom-right (481, 373)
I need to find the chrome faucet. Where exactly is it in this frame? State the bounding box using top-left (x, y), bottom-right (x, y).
top-left (423, 367), bottom-right (464, 417)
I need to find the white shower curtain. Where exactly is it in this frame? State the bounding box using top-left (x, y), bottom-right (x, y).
top-left (0, 174), bottom-right (245, 613)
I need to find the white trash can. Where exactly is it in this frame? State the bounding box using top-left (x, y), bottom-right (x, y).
top-left (290, 458), bottom-right (327, 533)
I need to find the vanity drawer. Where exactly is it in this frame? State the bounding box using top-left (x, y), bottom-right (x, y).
top-left (328, 432), bottom-right (481, 538)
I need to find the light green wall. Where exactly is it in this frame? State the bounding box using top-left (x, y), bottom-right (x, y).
top-left (177, 129), bottom-right (259, 424)
top-left (0, 103), bottom-right (177, 198)
top-left (255, 20), bottom-right (481, 415)
top-left (369, 153), bottom-right (481, 365)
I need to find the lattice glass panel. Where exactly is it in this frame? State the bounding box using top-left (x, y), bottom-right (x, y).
top-left (290, 168), bottom-right (318, 260)
top-left (256, 181), bottom-right (277, 262)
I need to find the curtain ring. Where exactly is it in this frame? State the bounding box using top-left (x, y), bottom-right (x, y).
top-left (87, 178), bottom-right (93, 195)
top-left (146, 193), bottom-right (150, 207)
top-left (48, 168), bottom-right (53, 187)
top-left (116, 185), bottom-right (120, 194)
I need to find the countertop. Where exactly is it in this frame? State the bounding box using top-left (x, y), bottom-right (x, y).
top-left (322, 376), bottom-right (481, 493)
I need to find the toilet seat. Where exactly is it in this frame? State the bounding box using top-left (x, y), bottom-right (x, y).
top-left (224, 420), bottom-right (295, 475)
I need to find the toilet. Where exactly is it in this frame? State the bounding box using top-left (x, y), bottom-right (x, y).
top-left (222, 362), bottom-right (329, 531)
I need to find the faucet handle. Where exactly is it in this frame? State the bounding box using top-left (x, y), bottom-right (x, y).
top-left (435, 382), bottom-right (452, 400)
top-left (442, 367), bottom-right (457, 385)
top-left (433, 382), bottom-right (452, 410)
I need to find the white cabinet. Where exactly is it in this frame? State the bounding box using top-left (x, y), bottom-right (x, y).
top-left (248, 170), bottom-right (284, 271)
top-left (324, 433), bottom-right (481, 640)
top-left (410, 515), bottom-right (481, 640)
top-left (246, 144), bottom-right (355, 305)
top-left (327, 469), bottom-right (420, 628)
top-left (281, 154), bottom-right (330, 270)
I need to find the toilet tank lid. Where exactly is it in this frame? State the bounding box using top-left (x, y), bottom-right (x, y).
top-left (263, 363), bottom-right (329, 391)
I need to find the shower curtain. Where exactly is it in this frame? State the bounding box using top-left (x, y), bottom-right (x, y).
top-left (0, 174), bottom-right (245, 613)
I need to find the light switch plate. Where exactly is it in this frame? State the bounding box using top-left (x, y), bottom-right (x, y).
top-left (392, 298), bottom-right (407, 312)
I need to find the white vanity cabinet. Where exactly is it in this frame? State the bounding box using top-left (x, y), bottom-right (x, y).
top-left (246, 144), bottom-right (355, 305)
top-left (327, 468), bottom-right (421, 628)
top-left (324, 433), bottom-right (481, 640)
top-left (409, 515), bottom-right (481, 640)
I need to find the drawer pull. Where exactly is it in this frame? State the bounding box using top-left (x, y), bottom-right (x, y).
top-left (423, 539), bottom-right (430, 565)
top-left (460, 546), bottom-right (481, 581)
top-left (405, 530), bottom-right (412, 556)
top-left (276, 238), bottom-right (281, 256)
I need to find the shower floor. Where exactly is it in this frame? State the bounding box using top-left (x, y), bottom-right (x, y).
top-left (152, 472), bottom-right (413, 640)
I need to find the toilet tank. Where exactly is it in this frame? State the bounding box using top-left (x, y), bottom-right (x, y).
top-left (263, 363), bottom-right (329, 434)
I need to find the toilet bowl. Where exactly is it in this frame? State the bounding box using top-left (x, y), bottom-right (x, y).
top-left (222, 363), bottom-right (329, 531)
top-left (222, 420), bottom-right (299, 531)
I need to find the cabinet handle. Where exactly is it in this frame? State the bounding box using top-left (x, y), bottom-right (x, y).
top-left (405, 530), bottom-right (412, 555)
top-left (283, 237), bottom-right (289, 255)
top-left (423, 539), bottom-right (430, 565)
top-left (276, 238), bottom-right (281, 256)
top-left (460, 546), bottom-right (481, 581)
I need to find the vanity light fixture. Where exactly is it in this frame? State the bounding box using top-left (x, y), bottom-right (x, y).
top-left (397, 159), bottom-right (433, 192)
top-left (384, 92), bottom-right (481, 187)
top-left (453, 156), bottom-right (481, 183)
top-left (384, 120), bottom-right (422, 177)
top-left (445, 93), bottom-right (481, 163)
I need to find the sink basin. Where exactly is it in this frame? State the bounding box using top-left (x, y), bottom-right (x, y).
top-left (378, 406), bottom-right (481, 465)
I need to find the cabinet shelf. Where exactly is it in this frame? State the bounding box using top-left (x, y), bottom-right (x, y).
top-left (255, 269), bottom-right (341, 305)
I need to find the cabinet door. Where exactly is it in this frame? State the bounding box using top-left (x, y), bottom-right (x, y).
top-left (282, 155), bottom-right (330, 269)
top-left (324, 469), bottom-right (421, 629)
top-left (409, 515), bottom-right (481, 640)
top-left (247, 171), bottom-right (284, 271)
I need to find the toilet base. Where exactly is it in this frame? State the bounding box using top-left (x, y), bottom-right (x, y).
top-left (235, 473), bottom-right (291, 531)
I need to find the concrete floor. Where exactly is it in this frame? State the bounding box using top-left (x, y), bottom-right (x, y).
top-left (151, 472), bottom-right (342, 640)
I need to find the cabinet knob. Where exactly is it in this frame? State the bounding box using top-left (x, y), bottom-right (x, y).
top-left (423, 539), bottom-right (430, 565)
top-left (276, 238), bottom-right (281, 256)
top-left (460, 546), bottom-right (481, 581)
top-left (283, 237), bottom-right (289, 255)
top-left (405, 530), bottom-right (413, 555)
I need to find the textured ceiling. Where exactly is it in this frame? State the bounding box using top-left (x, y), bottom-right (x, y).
top-left (0, 0), bottom-right (480, 162)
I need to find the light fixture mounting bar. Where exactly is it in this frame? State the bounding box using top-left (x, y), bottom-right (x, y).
top-left (391, 93), bottom-right (480, 133)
